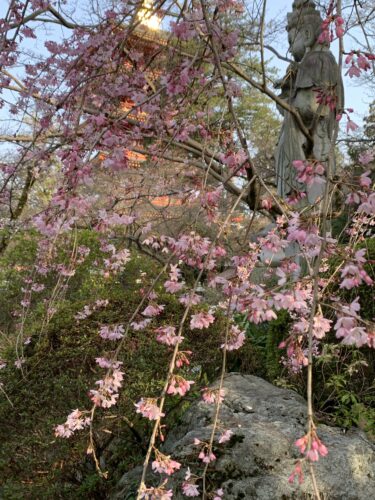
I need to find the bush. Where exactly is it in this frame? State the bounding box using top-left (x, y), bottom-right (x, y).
top-left (0, 233), bottom-right (226, 498)
top-left (231, 310), bottom-right (291, 381)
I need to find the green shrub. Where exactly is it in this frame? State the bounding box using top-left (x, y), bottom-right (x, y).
top-left (231, 310), bottom-right (291, 381)
top-left (0, 234), bottom-right (227, 498)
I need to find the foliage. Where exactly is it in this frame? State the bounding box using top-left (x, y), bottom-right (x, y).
top-left (0, 239), bottom-right (226, 498)
top-left (231, 310), bottom-right (291, 381)
top-left (312, 238), bottom-right (375, 433)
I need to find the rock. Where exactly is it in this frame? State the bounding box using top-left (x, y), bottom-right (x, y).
top-left (113, 373), bottom-right (375, 499)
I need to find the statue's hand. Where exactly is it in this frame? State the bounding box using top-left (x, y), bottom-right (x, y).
top-left (274, 63), bottom-right (298, 90)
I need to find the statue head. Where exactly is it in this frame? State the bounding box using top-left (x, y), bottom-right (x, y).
top-left (286, 0), bottom-right (325, 61)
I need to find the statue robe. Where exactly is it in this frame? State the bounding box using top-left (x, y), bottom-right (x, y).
top-left (275, 48), bottom-right (344, 202)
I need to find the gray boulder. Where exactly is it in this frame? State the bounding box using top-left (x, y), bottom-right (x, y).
top-left (114, 373), bottom-right (375, 499)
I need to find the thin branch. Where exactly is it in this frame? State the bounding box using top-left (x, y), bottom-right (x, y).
top-left (136, 180), bottom-right (253, 499)
top-left (259, 0), bottom-right (268, 90)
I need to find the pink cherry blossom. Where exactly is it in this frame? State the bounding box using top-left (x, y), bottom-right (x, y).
top-left (335, 321), bottom-right (368, 347)
top-left (346, 63), bottom-right (361, 78)
top-left (131, 318), bottom-right (152, 331)
top-left (190, 311), bottom-right (215, 329)
top-left (98, 209), bottom-right (135, 227)
top-left (55, 409), bottom-right (91, 438)
top-left (246, 297), bottom-right (277, 324)
top-left (335, 19), bottom-right (345, 37)
top-left (198, 449), bottom-right (216, 463)
top-left (295, 435), bottom-right (308, 454)
top-left (176, 351), bottom-right (191, 368)
top-left (142, 304), bottom-right (165, 317)
top-left (14, 358), bottom-right (25, 369)
top-left (89, 369), bottom-right (124, 408)
top-left (313, 315), bottom-right (332, 339)
top-left (358, 54), bottom-right (371, 71)
top-left (152, 451), bottom-right (181, 475)
top-left (288, 461), bottom-right (304, 485)
top-left (164, 280), bottom-right (184, 293)
top-left (155, 326), bottom-right (184, 346)
top-left (259, 231), bottom-right (288, 254)
top-left (367, 330), bottom-right (375, 349)
top-left (31, 283), bottom-right (45, 292)
top-left (218, 429), bottom-right (233, 443)
top-left (167, 376), bottom-right (194, 396)
top-left (295, 433), bottom-right (328, 462)
top-left (292, 160), bottom-right (325, 187)
top-left (182, 482), bottom-right (200, 497)
top-left (214, 489), bottom-right (224, 500)
top-left (99, 324), bottom-right (124, 340)
top-left (358, 192), bottom-right (375, 215)
top-left (346, 118), bottom-right (359, 132)
top-left (179, 293), bottom-right (202, 306)
top-left (169, 264), bottom-right (182, 281)
top-left (221, 324), bottom-right (246, 351)
top-left (261, 198), bottom-right (273, 210)
top-left (359, 171), bottom-right (372, 188)
top-left (318, 27), bottom-right (331, 44)
top-left (75, 305), bottom-right (92, 320)
top-left (340, 252), bottom-right (373, 290)
top-left (135, 398), bottom-right (165, 420)
top-left (201, 387), bottom-right (225, 404)
top-left (90, 389), bottom-right (119, 408)
top-left (95, 357), bottom-right (123, 369)
top-left (359, 151), bottom-right (375, 165)
top-left (140, 485), bottom-right (173, 499)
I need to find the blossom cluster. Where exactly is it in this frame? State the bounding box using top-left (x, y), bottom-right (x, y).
top-left (164, 263), bottom-right (185, 293)
top-left (152, 451), bottom-right (181, 476)
top-left (190, 311), bottom-right (215, 329)
top-left (201, 387), bottom-right (225, 404)
top-left (182, 468), bottom-right (199, 497)
top-left (55, 409), bottom-right (91, 438)
top-left (155, 326), bottom-right (184, 346)
top-left (99, 324), bottom-right (125, 340)
top-left (145, 232), bottom-right (226, 271)
top-left (288, 461), bottom-right (304, 485)
top-left (135, 398), bottom-right (165, 421)
top-left (139, 484), bottom-right (173, 500)
top-left (295, 432), bottom-right (328, 462)
top-left (318, 14), bottom-right (345, 44)
top-left (167, 375), bottom-right (194, 397)
top-left (221, 324), bottom-right (246, 351)
top-left (292, 160), bottom-right (325, 188)
top-left (334, 298), bottom-right (370, 348)
top-left (340, 249), bottom-right (373, 290)
top-left (89, 359), bottom-right (124, 408)
top-left (345, 51), bottom-right (375, 78)
top-left (102, 247), bottom-right (131, 275)
top-left (75, 299), bottom-right (109, 321)
top-left (5, 2), bottom-right (374, 496)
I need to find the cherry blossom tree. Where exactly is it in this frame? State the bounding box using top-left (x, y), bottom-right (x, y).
top-left (0, 1), bottom-right (374, 499)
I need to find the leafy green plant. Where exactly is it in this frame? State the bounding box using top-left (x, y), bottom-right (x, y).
top-left (231, 310), bottom-right (291, 381)
top-left (0, 235), bottom-right (226, 498)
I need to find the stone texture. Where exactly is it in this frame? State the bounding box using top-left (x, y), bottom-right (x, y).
top-left (114, 373), bottom-right (375, 499)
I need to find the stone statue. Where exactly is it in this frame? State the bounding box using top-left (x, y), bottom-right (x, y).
top-left (275, 0), bottom-right (344, 204)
